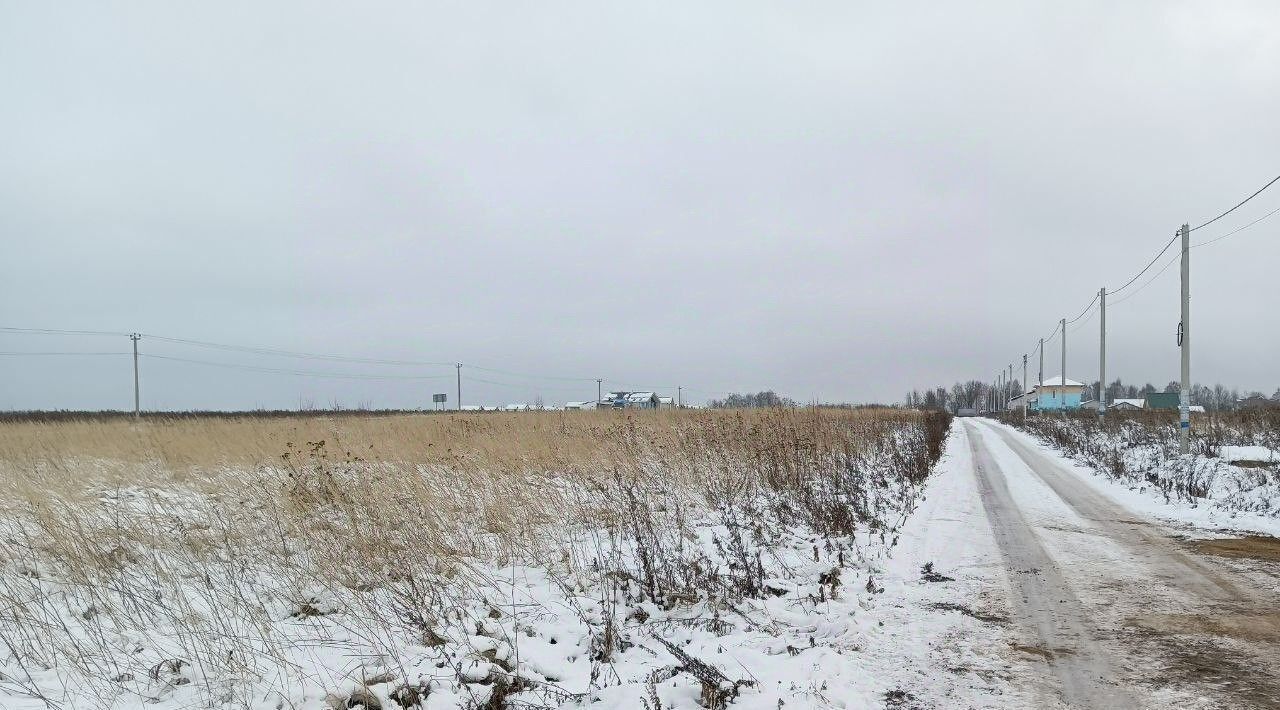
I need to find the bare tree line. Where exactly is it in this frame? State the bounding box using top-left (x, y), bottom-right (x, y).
top-left (906, 379), bottom-right (1280, 412)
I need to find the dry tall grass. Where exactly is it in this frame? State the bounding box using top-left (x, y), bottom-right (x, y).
top-left (0, 408), bottom-right (949, 708)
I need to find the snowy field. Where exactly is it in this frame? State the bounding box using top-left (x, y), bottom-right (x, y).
top-left (1001, 411), bottom-right (1280, 537)
top-left (0, 409), bottom-right (962, 710)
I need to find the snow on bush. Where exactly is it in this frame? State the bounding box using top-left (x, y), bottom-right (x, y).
top-left (1004, 410), bottom-right (1280, 517)
top-left (0, 409), bottom-right (950, 709)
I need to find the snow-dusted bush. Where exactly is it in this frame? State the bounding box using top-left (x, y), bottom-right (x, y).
top-left (1004, 411), bottom-right (1279, 515)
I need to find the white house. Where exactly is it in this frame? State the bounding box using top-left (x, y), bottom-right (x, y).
top-left (1109, 398), bottom-right (1144, 411)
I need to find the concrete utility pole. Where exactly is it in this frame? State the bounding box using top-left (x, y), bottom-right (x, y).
top-left (1003, 370), bottom-right (1009, 411)
top-left (1179, 223), bottom-right (1191, 454)
top-left (677, 386), bottom-right (682, 408)
top-left (596, 378), bottom-right (603, 404)
top-left (456, 363), bottom-right (462, 411)
top-left (1098, 287), bottom-right (1106, 417)
top-left (1003, 365), bottom-right (1013, 411)
top-left (1022, 354), bottom-right (1028, 421)
top-left (998, 372), bottom-right (1004, 412)
top-left (1038, 338), bottom-right (1044, 415)
top-left (1060, 318), bottom-right (1067, 415)
top-left (130, 333), bottom-right (141, 418)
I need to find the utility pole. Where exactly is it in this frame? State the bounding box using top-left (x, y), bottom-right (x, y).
top-left (597, 378), bottom-right (603, 405)
top-left (1022, 354), bottom-right (1028, 421)
top-left (456, 363), bottom-right (462, 411)
top-left (1098, 287), bottom-right (1106, 417)
top-left (1179, 223), bottom-right (1191, 454)
top-left (1009, 364), bottom-right (1014, 410)
top-left (677, 386), bottom-right (682, 408)
top-left (1001, 370), bottom-right (1007, 411)
top-left (1038, 338), bottom-right (1044, 415)
top-left (1060, 318), bottom-right (1067, 415)
top-left (130, 333), bottom-right (141, 418)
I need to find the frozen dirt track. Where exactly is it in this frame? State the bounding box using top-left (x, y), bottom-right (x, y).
top-left (963, 419), bottom-right (1280, 710)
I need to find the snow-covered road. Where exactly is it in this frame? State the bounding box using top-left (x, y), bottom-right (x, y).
top-left (954, 418), bottom-right (1280, 709)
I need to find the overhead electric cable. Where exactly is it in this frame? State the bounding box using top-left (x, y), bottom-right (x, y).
top-left (1190, 173), bottom-right (1280, 232)
top-left (1192, 205), bottom-right (1280, 248)
top-left (1109, 251), bottom-right (1181, 308)
top-left (0, 351), bottom-right (130, 356)
top-left (1065, 292), bottom-right (1100, 325)
top-left (141, 354), bottom-right (453, 380)
top-left (463, 363), bottom-right (597, 382)
top-left (139, 334), bottom-right (457, 367)
top-left (0, 326), bottom-right (130, 337)
top-left (1107, 231), bottom-right (1179, 295)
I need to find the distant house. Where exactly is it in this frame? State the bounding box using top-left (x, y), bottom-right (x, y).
top-left (603, 391), bottom-right (661, 409)
top-left (1144, 392), bottom-right (1180, 410)
top-left (504, 403), bottom-right (530, 411)
top-left (1108, 399), bottom-right (1144, 411)
top-left (1239, 395), bottom-right (1278, 410)
top-left (657, 396), bottom-right (675, 408)
top-left (564, 401), bottom-right (596, 411)
top-left (1027, 376), bottom-right (1086, 412)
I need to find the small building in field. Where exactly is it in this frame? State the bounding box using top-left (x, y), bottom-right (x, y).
top-left (1108, 399), bottom-right (1144, 411)
top-left (1239, 395), bottom-right (1278, 410)
top-left (1144, 392), bottom-right (1180, 410)
top-left (601, 391), bottom-right (662, 409)
top-left (1028, 376), bottom-right (1086, 411)
top-left (657, 396), bottom-right (675, 408)
top-left (564, 401), bottom-right (596, 411)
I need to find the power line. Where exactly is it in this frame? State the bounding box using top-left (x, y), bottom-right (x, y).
top-left (0, 351), bottom-right (130, 356)
top-left (1065, 292), bottom-right (1100, 325)
top-left (3, 326), bottom-right (733, 401)
top-left (1192, 204), bottom-right (1280, 248)
top-left (1068, 305), bottom-right (1099, 334)
top-left (141, 354), bottom-right (454, 381)
top-left (0, 326), bottom-right (130, 337)
top-left (1107, 231), bottom-right (1179, 295)
top-left (462, 363), bottom-right (597, 382)
top-left (1190, 172), bottom-right (1280, 232)
top-left (1109, 251), bottom-right (1180, 308)
top-left (465, 375), bottom-right (597, 394)
top-left (141, 334), bottom-right (457, 367)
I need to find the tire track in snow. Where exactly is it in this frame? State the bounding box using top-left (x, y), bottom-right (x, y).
top-left (965, 420), bottom-right (1134, 708)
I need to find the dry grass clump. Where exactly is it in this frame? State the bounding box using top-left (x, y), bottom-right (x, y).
top-left (0, 408), bottom-right (950, 708)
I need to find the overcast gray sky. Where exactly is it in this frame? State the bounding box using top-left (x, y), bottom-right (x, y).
top-left (2, 1), bottom-right (1278, 410)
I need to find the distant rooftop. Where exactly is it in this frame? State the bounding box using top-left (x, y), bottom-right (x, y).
top-left (1034, 376), bottom-right (1084, 388)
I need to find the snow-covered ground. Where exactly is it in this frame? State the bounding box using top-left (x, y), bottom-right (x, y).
top-left (7, 413), bottom-right (1275, 709)
top-left (1003, 414), bottom-right (1280, 537)
top-left (2, 414), bottom-right (978, 710)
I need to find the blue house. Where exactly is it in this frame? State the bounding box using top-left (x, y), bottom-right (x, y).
top-left (1012, 376), bottom-right (1086, 412)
